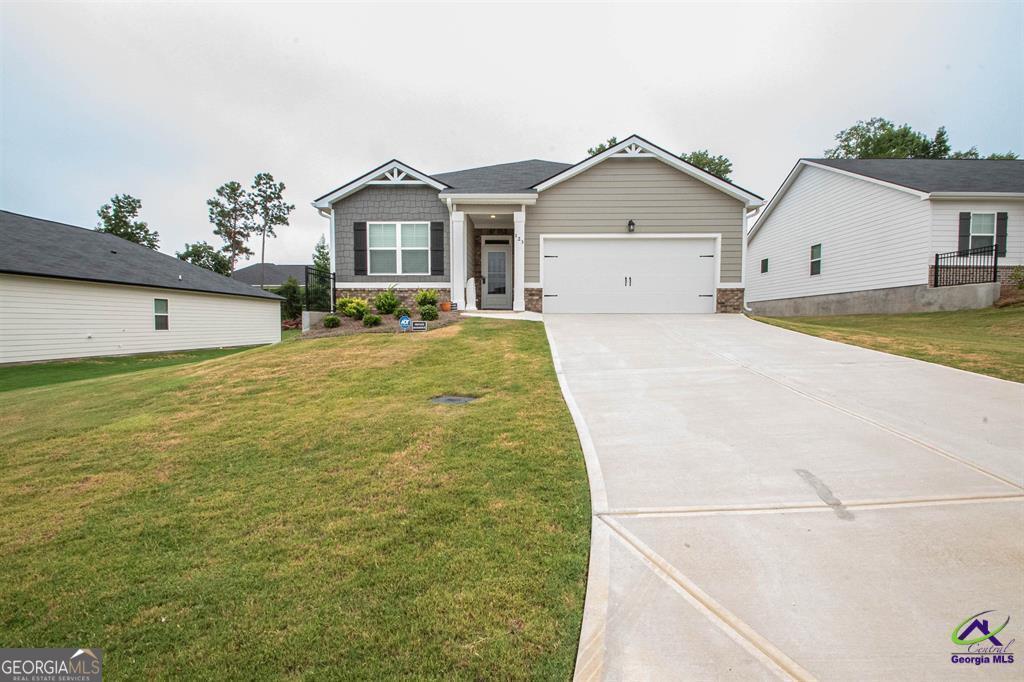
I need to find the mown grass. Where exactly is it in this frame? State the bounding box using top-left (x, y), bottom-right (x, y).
top-left (755, 304), bottom-right (1024, 382)
top-left (0, 318), bottom-right (590, 679)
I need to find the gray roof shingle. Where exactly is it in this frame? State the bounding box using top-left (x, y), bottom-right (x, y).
top-left (0, 210), bottom-right (282, 300)
top-left (232, 263), bottom-right (311, 287)
top-left (806, 158), bottom-right (1024, 193)
top-left (435, 159), bottom-right (572, 194)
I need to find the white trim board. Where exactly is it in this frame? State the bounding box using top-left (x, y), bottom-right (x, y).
top-left (313, 160), bottom-right (448, 209)
top-left (336, 282), bottom-right (451, 289)
top-left (532, 135), bottom-right (764, 209)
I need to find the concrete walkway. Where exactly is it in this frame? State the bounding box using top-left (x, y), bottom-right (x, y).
top-left (544, 314), bottom-right (1023, 681)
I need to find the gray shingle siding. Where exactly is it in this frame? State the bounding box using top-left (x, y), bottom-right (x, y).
top-left (332, 186), bottom-right (450, 283)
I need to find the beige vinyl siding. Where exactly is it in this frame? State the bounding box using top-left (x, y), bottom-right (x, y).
top-left (745, 165), bottom-right (932, 303)
top-left (0, 274), bottom-right (280, 363)
top-left (930, 199), bottom-right (1024, 266)
top-left (526, 158), bottom-right (745, 283)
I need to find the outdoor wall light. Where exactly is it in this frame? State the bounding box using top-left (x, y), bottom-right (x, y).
top-left (627, 219), bottom-right (636, 232)
top-left (490, 214), bottom-right (496, 219)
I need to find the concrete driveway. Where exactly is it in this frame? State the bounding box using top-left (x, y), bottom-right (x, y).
top-left (544, 314), bottom-right (1023, 681)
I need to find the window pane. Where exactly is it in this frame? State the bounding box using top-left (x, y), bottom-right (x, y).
top-left (155, 315), bottom-right (169, 330)
top-left (401, 223), bottom-right (429, 248)
top-left (368, 223), bottom-right (396, 248)
top-left (971, 214), bottom-right (995, 235)
top-left (370, 250), bottom-right (397, 273)
top-left (810, 260), bottom-right (821, 276)
top-left (810, 244), bottom-right (821, 259)
top-left (971, 235), bottom-right (994, 249)
top-left (154, 299), bottom-right (168, 314)
top-left (401, 249), bottom-right (429, 274)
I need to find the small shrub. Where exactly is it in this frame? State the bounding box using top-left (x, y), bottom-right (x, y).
top-left (322, 314), bottom-right (341, 328)
top-left (339, 298), bottom-right (369, 320)
top-left (1010, 265), bottom-right (1024, 290)
top-left (273, 276), bottom-right (303, 321)
top-left (414, 288), bottom-right (440, 307)
top-left (419, 304), bottom-right (438, 321)
top-left (394, 305), bottom-right (411, 319)
top-left (362, 313), bottom-right (382, 327)
top-left (373, 286), bottom-right (401, 315)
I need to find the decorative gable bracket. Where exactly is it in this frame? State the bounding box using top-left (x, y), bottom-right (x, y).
top-left (613, 143), bottom-right (655, 158)
top-left (313, 160), bottom-right (449, 208)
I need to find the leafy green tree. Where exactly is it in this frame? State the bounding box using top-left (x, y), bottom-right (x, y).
top-left (587, 136), bottom-right (618, 156)
top-left (680, 149), bottom-right (733, 180)
top-left (250, 172), bottom-right (295, 289)
top-left (826, 118), bottom-right (1017, 160)
top-left (95, 194), bottom-right (159, 249)
top-left (176, 241), bottom-right (232, 276)
top-left (312, 234), bottom-right (331, 272)
top-left (207, 181), bottom-right (255, 272)
top-left (273, 276), bottom-right (303, 320)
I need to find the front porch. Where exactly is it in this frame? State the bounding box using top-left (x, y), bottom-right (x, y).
top-left (448, 202), bottom-right (528, 312)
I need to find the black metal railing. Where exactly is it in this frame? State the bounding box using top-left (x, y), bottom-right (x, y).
top-left (304, 266), bottom-right (335, 312)
top-left (932, 244), bottom-right (998, 287)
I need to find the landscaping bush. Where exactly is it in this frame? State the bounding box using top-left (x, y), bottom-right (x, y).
top-left (338, 298), bottom-right (369, 320)
top-left (1010, 265), bottom-right (1024, 290)
top-left (394, 306), bottom-right (411, 319)
top-left (322, 314), bottom-right (341, 328)
top-left (362, 314), bottom-right (382, 327)
top-left (414, 288), bottom-right (440, 307)
top-left (373, 286), bottom-right (401, 315)
top-left (273, 276), bottom-right (303, 321)
top-left (419, 304), bottom-right (439, 321)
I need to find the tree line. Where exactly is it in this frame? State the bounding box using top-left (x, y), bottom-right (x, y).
top-left (587, 119), bottom-right (1018, 183)
top-left (93, 172), bottom-right (328, 288)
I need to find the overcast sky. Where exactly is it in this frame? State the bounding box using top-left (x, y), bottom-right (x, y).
top-left (2, 2), bottom-right (1022, 266)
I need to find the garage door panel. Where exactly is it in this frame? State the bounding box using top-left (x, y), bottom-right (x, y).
top-left (542, 237), bottom-right (716, 314)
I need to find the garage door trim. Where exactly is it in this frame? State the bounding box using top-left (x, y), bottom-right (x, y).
top-left (538, 232), bottom-right (723, 304)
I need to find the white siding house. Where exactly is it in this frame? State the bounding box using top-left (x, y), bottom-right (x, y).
top-left (746, 159), bottom-right (1022, 316)
top-left (0, 211), bottom-right (282, 363)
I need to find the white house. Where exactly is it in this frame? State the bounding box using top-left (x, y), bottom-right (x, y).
top-left (745, 158), bottom-right (1022, 316)
top-left (0, 210), bottom-right (282, 363)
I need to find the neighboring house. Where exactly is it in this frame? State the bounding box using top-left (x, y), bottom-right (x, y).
top-left (233, 262), bottom-right (312, 288)
top-left (745, 159), bottom-right (1023, 316)
top-left (0, 211), bottom-right (282, 363)
top-left (312, 135), bottom-right (764, 314)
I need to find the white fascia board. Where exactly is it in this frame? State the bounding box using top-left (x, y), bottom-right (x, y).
top-left (927, 192), bottom-right (1024, 199)
top-left (532, 134), bottom-right (764, 208)
top-left (313, 160), bottom-right (448, 209)
top-left (441, 193), bottom-right (537, 204)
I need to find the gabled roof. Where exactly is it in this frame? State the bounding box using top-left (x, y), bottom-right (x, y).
top-left (0, 210), bottom-right (282, 300)
top-left (233, 263), bottom-right (311, 286)
top-left (435, 160), bottom-right (572, 194)
top-left (531, 134), bottom-right (764, 207)
top-left (808, 158), bottom-right (1024, 194)
top-left (312, 159), bottom-right (449, 208)
top-left (749, 158), bottom-right (1024, 242)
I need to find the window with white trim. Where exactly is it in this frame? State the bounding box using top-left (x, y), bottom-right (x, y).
top-left (154, 298), bottom-right (169, 330)
top-left (368, 222), bottom-right (430, 275)
top-left (969, 213), bottom-right (996, 250)
top-left (810, 244), bottom-right (822, 276)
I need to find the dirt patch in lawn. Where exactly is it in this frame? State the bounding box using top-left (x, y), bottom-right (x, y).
top-left (301, 310), bottom-right (462, 338)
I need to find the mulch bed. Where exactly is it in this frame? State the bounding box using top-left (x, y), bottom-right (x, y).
top-left (301, 310), bottom-right (462, 338)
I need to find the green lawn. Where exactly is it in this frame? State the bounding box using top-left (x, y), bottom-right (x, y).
top-left (755, 305), bottom-right (1024, 382)
top-left (0, 347), bottom-right (254, 393)
top-left (0, 319), bottom-right (590, 679)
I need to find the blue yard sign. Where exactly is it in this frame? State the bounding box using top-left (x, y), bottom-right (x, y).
top-left (399, 315), bottom-right (411, 331)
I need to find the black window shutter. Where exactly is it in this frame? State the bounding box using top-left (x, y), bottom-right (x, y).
top-left (430, 221), bottom-right (444, 276)
top-left (996, 212), bottom-right (1008, 257)
top-left (353, 222), bottom-right (367, 275)
top-left (957, 212), bottom-right (971, 254)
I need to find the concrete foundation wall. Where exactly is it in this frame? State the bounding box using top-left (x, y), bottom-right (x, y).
top-left (746, 282), bottom-right (1001, 317)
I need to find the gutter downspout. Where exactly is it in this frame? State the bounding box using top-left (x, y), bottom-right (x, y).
top-left (743, 206), bottom-right (760, 314)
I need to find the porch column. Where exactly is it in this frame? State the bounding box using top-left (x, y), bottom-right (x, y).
top-left (450, 210), bottom-right (466, 310)
top-left (513, 209), bottom-right (526, 311)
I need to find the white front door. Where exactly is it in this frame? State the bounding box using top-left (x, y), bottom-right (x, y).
top-left (542, 236), bottom-right (718, 313)
top-left (482, 241), bottom-right (512, 309)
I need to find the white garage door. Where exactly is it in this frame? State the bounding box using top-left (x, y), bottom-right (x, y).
top-left (542, 237), bottom-right (717, 313)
